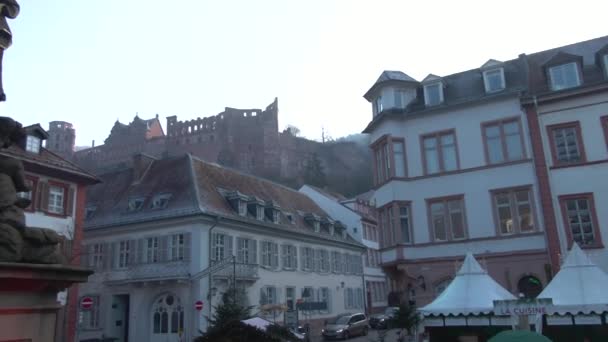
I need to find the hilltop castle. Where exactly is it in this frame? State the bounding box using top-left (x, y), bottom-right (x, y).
top-left (46, 99), bottom-right (372, 196)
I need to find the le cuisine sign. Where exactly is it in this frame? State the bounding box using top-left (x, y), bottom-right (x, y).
top-left (493, 298), bottom-right (553, 316)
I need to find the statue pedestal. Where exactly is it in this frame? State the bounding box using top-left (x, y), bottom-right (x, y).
top-left (0, 262), bottom-right (92, 342)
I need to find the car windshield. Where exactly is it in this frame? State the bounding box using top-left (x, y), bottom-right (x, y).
top-left (331, 316), bottom-right (351, 325)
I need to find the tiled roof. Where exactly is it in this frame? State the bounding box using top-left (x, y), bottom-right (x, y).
top-left (364, 70), bottom-right (419, 100)
top-left (84, 154), bottom-right (200, 229)
top-left (191, 157), bottom-right (362, 245)
top-left (1, 145), bottom-right (98, 183)
top-left (85, 153), bottom-right (363, 247)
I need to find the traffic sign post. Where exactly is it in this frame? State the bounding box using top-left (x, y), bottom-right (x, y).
top-left (80, 296), bottom-right (94, 310)
top-left (195, 300), bottom-right (204, 311)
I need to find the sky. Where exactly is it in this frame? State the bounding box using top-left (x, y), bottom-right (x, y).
top-left (2, 0), bottom-right (607, 147)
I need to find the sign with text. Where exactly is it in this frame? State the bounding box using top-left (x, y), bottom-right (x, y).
top-left (493, 298), bottom-right (553, 316)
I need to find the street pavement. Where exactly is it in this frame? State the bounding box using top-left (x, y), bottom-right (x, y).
top-left (309, 328), bottom-right (407, 342)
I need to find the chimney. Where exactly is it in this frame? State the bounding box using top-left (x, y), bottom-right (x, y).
top-left (132, 153), bottom-right (156, 183)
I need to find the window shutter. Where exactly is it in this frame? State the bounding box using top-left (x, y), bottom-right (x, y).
top-left (183, 232), bottom-right (191, 261)
top-left (281, 245), bottom-right (287, 269)
top-left (259, 287), bottom-right (266, 306)
top-left (103, 243), bottom-right (113, 270)
top-left (276, 287), bottom-right (282, 305)
top-left (271, 243), bottom-right (279, 269)
top-left (210, 233), bottom-right (217, 261)
top-left (299, 247), bottom-right (305, 270)
top-left (66, 186), bottom-right (75, 216)
top-left (160, 236), bottom-right (169, 261)
top-left (128, 240), bottom-right (137, 265)
top-left (314, 249), bottom-right (320, 272)
top-left (251, 240), bottom-right (257, 264)
top-left (293, 246), bottom-right (298, 269)
top-left (82, 244), bottom-right (91, 267)
top-left (37, 181), bottom-right (49, 211)
top-left (226, 235), bottom-right (233, 259)
top-left (137, 239), bottom-right (144, 263)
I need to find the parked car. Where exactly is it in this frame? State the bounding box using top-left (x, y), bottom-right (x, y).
top-left (321, 313), bottom-right (368, 340)
top-left (369, 307), bottom-right (399, 329)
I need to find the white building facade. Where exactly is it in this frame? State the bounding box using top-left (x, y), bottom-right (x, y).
top-left (300, 185), bottom-right (388, 313)
top-left (78, 154), bottom-right (365, 342)
top-left (362, 63), bottom-right (551, 306)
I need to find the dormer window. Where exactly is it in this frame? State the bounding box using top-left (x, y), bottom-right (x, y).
top-left (483, 68), bottom-right (505, 93)
top-left (305, 213), bottom-right (321, 232)
top-left (313, 221), bottom-right (320, 232)
top-left (424, 83), bottom-right (443, 106)
top-left (150, 193), bottom-right (172, 209)
top-left (285, 213), bottom-right (295, 224)
top-left (603, 54), bottom-right (608, 78)
top-left (85, 206), bottom-right (96, 220)
top-left (247, 196), bottom-right (265, 220)
top-left (374, 96), bottom-right (383, 116)
top-left (25, 135), bottom-right (41, 153)
top-left (264, 200), bottom-right (281, 224)
top-left (238, 202), bottom-right (247, 216)
top-left (225, 190), bottom-right (248, 217)
top-left (549, 62), bottom-right (581, 91)
top-left (127, 197), bottom-right (144, 212)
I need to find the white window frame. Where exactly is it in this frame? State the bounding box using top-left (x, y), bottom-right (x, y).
top-left (423, 82), bottom-right (444, 106)
top-left (48, 185), bottom-right (65, 214)
top-left (374, 96), bottom-right (383, 115)
top-left (80, 295), bottom-right (100, 329)
top-left (90, 243), bottom-right (104, 269)
top-left (282, 244), bottom-right (297, 269)
top-left (213, 233), bottom-right (226, 261)
top-left (117, 240), bottom-right (129, 269)
top-left (145, 237), bottom-right (160, 263)
top-left (169, 233), bottom-right (185, 261)
top-left (261, 286), bottom-right (277, 305)
top-left (25, 135), bottom-right (41, 153)
top-left (151, 193), bottom-right (172, 209)
top-left (483, 68), bottom-right (505, 93)
top-left (236, 237), bottom-right (256, 264)
top-left (549, 62), bottom-right (581, 91)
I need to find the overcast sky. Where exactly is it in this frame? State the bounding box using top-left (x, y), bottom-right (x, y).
top-left (2, 0), bottom-right (606, 146)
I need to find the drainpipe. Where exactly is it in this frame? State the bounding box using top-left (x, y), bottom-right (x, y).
top-left (205, 216), bottom-right (221, 331)
top-left (361, 250), bottom-right (367, 315)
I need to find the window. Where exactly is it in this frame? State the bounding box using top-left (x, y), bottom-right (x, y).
top-left (483, 68), bottom-right (505, 93)
top-left (25, 135), bottom-right (41, 153)
top-left (548, 122), bottom-right (585, 165)
top-left (17, 178), bottom-right (35, 210)
top-left (212, 233), bottom-right (232, 261)
top-left (80, 295), bottom-right (100, 329)
top-left (345, 288), bottom-right (354, 309)
top-left (319, 249), bottom-right (330, 272)
top-left (301, 247), bottom-right (314, 271)
top-left (399, 204), bottom-right (412, 244)
top-left (272, 210), bottom-right (280, 224)
top-left (127, 197), bottom-right (145, 212)
top-left (428, 196), bottom-right (467, 242)
top-left (392, 140), bottom-right (406, 177)
top-left (236, 237), bottom-right (257, 264)
top-left (604, 55), bottom-right (608, 77)
top-left (331, 251), bottom-right (342, 273)
top-left (286, 287), bottom-right (296, 310)
top-left (549, 62), bottom-right (581, 90)
top-left (559, 194), bottom-right (601, 247)
top-left (90, 243), bottom-right (104, 269)
top-left (48, 185), bottom-right (65, 214)
top-left (517, 276), bottom-right (543, 299)
top-left (483, 119), bottom-right (525, 164)
top-left (601, 116), bottom-right (608, 151)
top-left (169, 233), bottom-right (185, 261)
top-left (302, 287), bottom-right (314, 302)
top-left (260, 286), bottom-right (277, 305)
top-left (320, 287), bottom-right (330, 313)
top-left (145, 237), bottom-right (160, 263)
top-left (422, 131), bottom-right (458, 174)
top-left (85, 206), bottom-right (96, 220)
top-left (261, 241), bottom-right (279, 269)
top-left (151, 193), bottom-right (172, 209)
top-left (492, 187), bottom-right (536, 235)
top-left (374, 96), bottom-right (383, 115)
top-left (424, 83), bottom-right (443, 106)
top-left (355, 288), bottom-right (363, 309)
top-left (282, 244), bottom-right (298, 269)
top-left (117, 240), bottom-right (130, 269)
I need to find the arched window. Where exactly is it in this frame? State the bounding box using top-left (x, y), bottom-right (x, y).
top-left (151, 293), bottom-right (184, 336)
top-left (517, 275), bottom-right (543, 299)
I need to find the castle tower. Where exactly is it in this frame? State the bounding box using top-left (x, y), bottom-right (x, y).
top-left (47, 121), bottom-right (76, 158)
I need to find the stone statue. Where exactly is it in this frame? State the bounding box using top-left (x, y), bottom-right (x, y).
top-left (0, 0), bottom-right (19, 101)
top-left (0, 116), bottom-right (65, 263)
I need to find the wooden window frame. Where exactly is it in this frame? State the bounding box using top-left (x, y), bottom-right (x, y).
top-left (370, 135), bottom-right (408, 186)
top-left (420, 129), bottom-right (461, 175)
top-left (481, 117), bottom-right (527, 165)
top-left (546, 121), bottom-right (587, 166)
top-left (425, 194), bottom-right (468, 242)
top-left (45, 180), bottom-right (70, 218)
top-left (558, 193), bottom-right (603, 249)
top-left (489, 185), bottom-right (539, 236)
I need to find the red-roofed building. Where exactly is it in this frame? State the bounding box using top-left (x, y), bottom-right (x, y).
top-left (2, 123), bottom-right (99, 342)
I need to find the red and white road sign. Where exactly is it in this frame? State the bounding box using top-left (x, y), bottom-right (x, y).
top-left (81, 296), bottom-right (94, 310)
top-left (195, 300), bottom-right (204, 311)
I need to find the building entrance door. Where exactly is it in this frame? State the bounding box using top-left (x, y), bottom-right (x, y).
top-left (110, 295), bottom-right (129, 342)
top-left (151, 293), bottom-right (185, 342)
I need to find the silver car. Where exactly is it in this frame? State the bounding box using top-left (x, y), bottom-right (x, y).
top-left (321, 313), bottom-right (368, 340)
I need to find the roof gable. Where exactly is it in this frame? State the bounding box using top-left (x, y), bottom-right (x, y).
top-left (364, 70), bottom-right (419, 100)
top-left (24, 124), bottom-right (49, 140)
top-left (422, 73), bottom-right (443, 84)
top-left (542, 51), bottom-right (583, 68)
top-left (481, 59), bottom-right (503, 69)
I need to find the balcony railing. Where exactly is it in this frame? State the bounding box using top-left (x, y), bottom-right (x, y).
top-left (212, 262), bottom-right (259, 282)
top-left (101, 260), bottom-right (190, 284)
